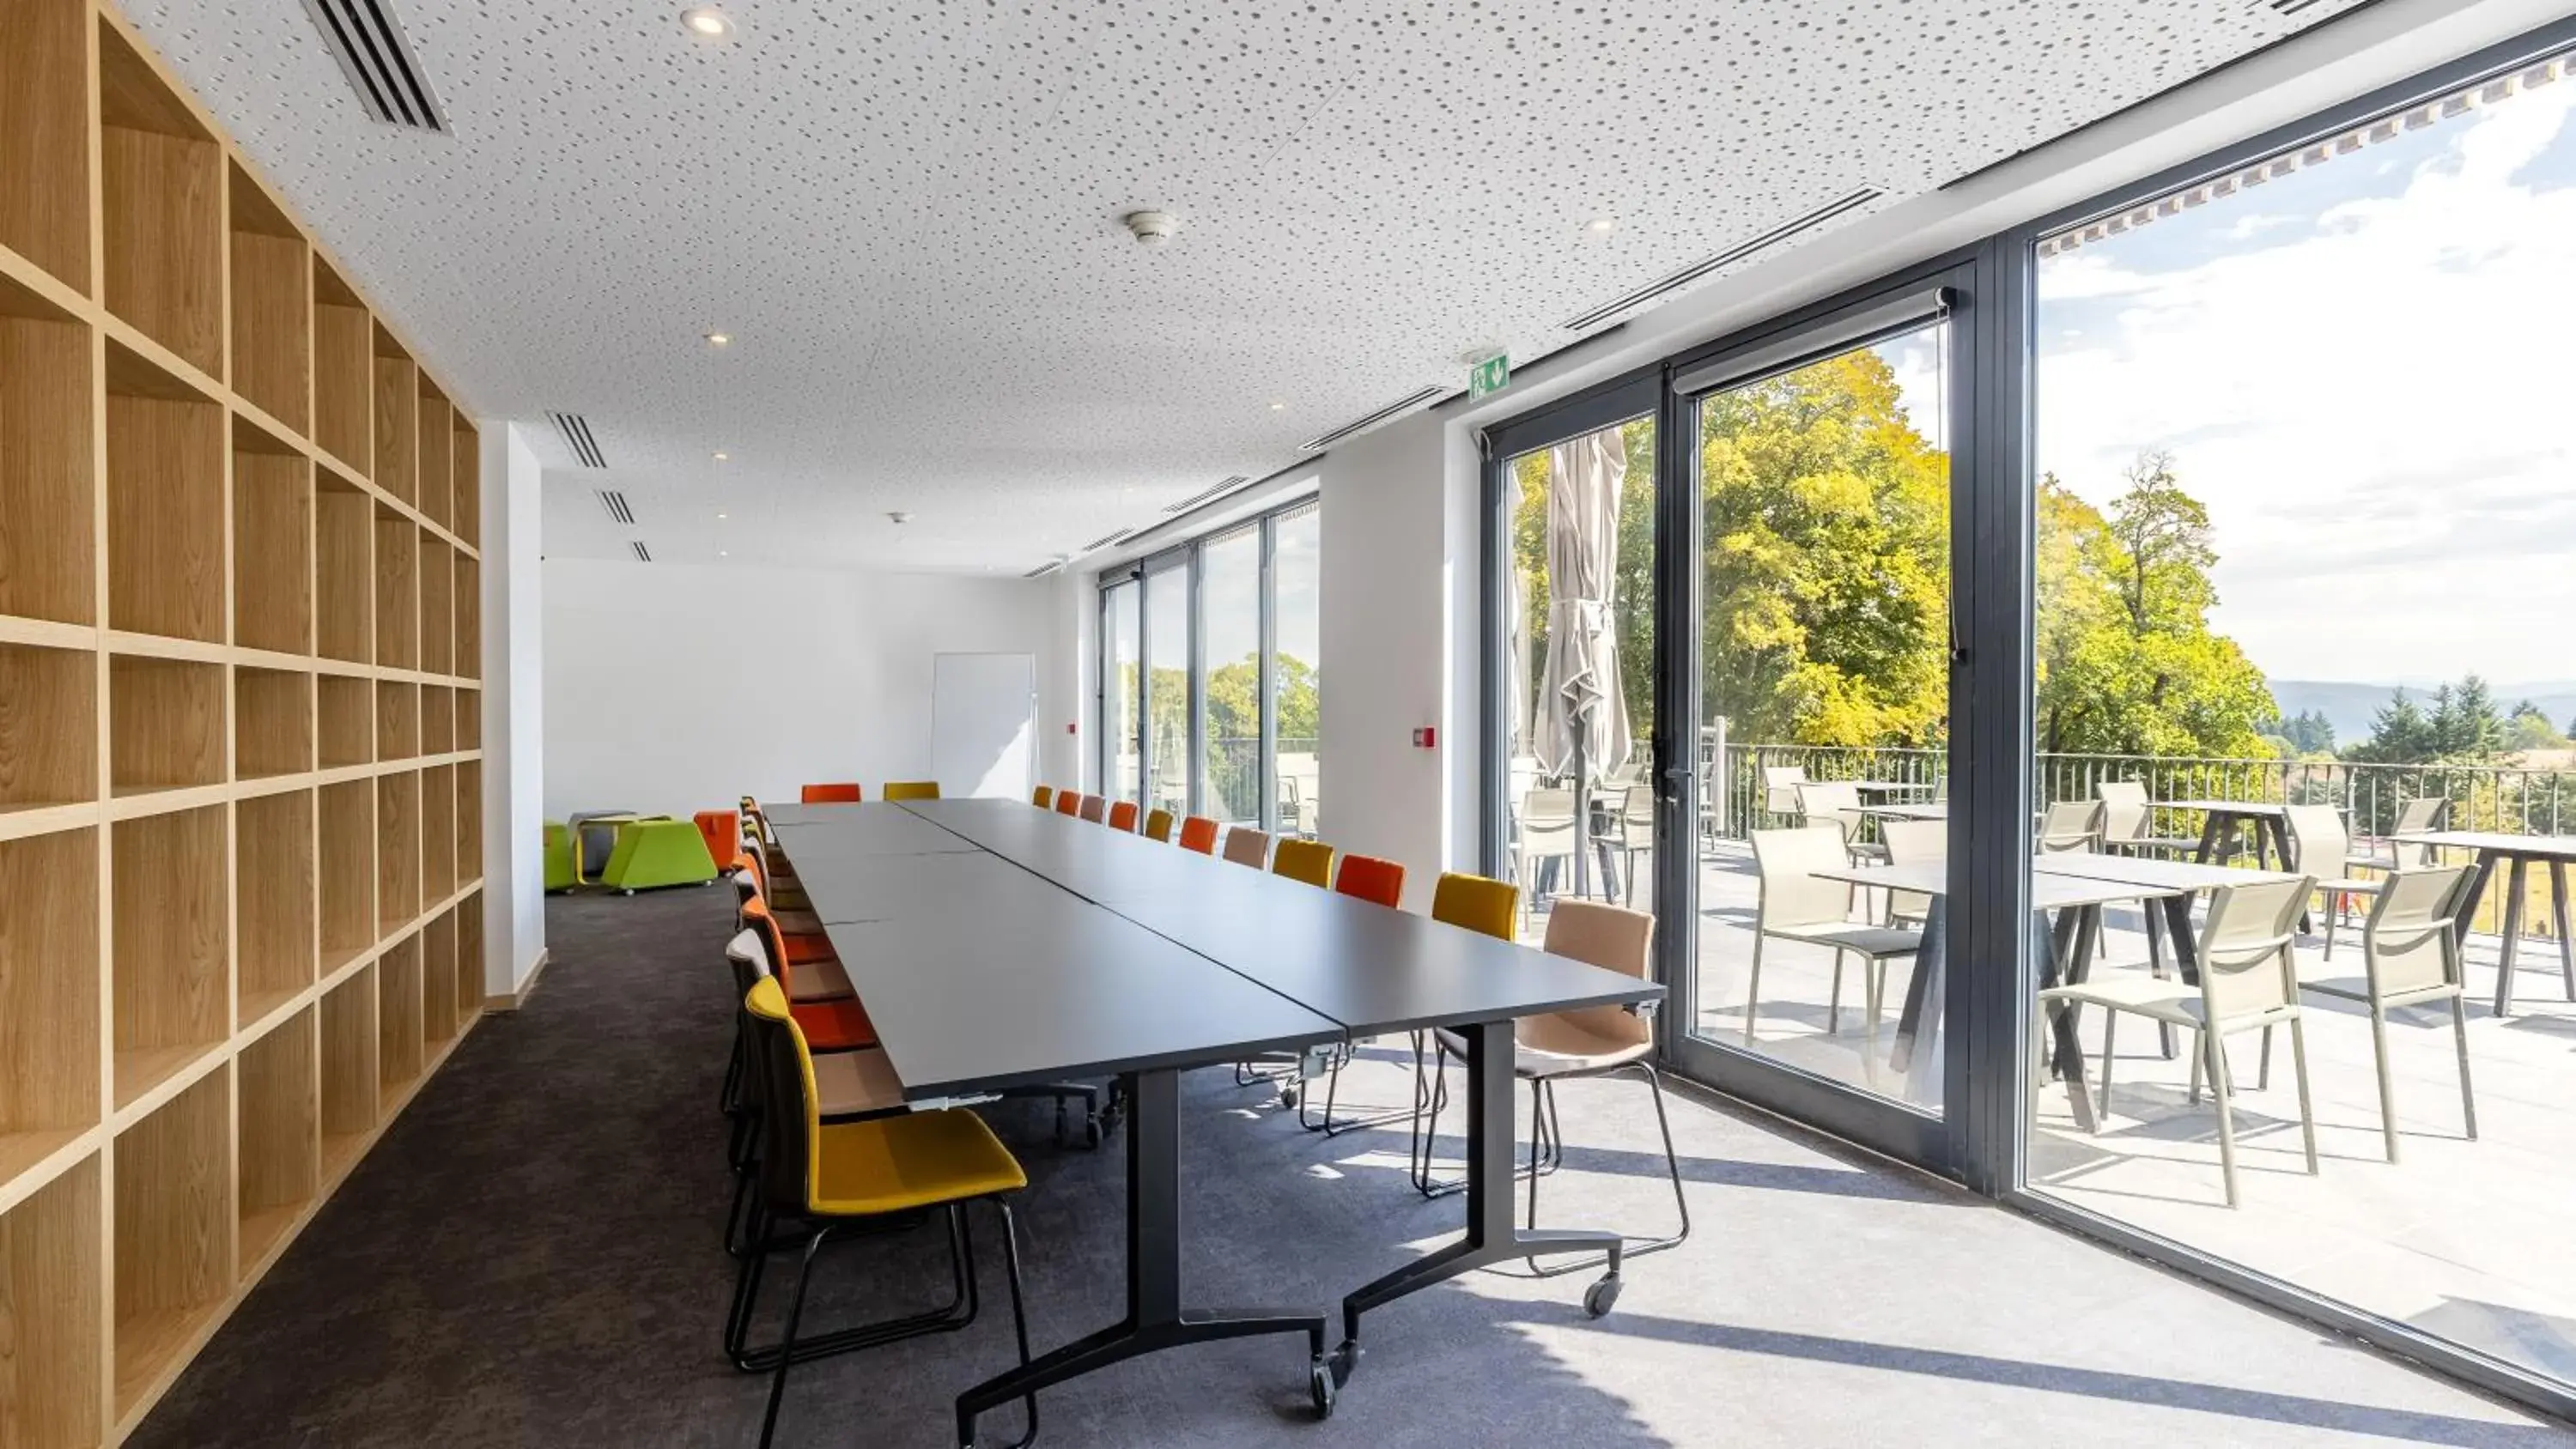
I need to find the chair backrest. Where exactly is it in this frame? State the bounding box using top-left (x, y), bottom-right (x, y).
top-left (2196, 875), bottom-right (2311, 1022)
top-left (1177, 815), bottom-right (1219, 853)
top-left (2035, 799), bottom-right (2103, 852)
top-left (882, 780), bottom-right (940, 802)
top-left (1334, 852), bottom-right (1406, 908)
top-left (1078, 795), bottom-right (1109, 824)
top-left (738, 896), bottom-right (803, 997)
top-left (2390, 796), bottom-right (2447, 866)
top-left (1103, 800), bottom-right (1137, 832)
top-left (1054, 791), bottom-right (1084, 816)
top-left (1794, 780), bottom-right (1865, 845)
top-left (1272, 837), bottom-right (1334, 888)
top-left (801, 783), bottom-right (862, 804)
top-left (1144, 808), bottom-right (1176, 842)
top-left (725, 927), bottom-right (770, 997)
top-left (1431, 871), bottom-right (1519, 941)
top-left (2281, 804), bottom-right (2351, 874)
top-left (2364, 864), bottom-right (2471, 995)
top-left (2096, 779), bottom-right (2150, 843)
top-left (1619, 785), bottom-right (1654, 846)
top-left (1031, 785), bottom-right (1054, 809)
top-left (1761, 764), bottom-right (1809, 815)
top-left (740, 977), bottom-right (822, 1216)
top-left (1749, 825), bottom-right (1856, 930)
top-left (1222, 826), bottom-right (1272, 869)
top-left (1526, 900), bottom-right (1655, 1053)
top-left (1880, 817), bottom-right (1944, 919)
top-left (1522, 788), bottom-right (1577, 848)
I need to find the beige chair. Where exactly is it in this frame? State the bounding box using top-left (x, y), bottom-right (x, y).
top-left (1795, 780), bottom-right (1887, 864)
top-left (1746, 826), bottom-right (1922, 1041)
top-left (1221, 825), bottom-right (1272, 869)
top-left (1608, 784), bottom-right (1655, 907)
top-left (1879, 818), bottom-right (1944, 930)
top-left (2348, 795), bottom-right (2447, 874)
top-left (1516, 787), bottom-right (1582, 906)
top-left (2038, 874), bottom-right (2318, 1207)
top-left (2284, 804), bottom-right (2383, 959)
top-left (1078, 794), bottom-right (1109, 824)
top-left (2096, 780), bottom-right (2196, 856)
top-left (1422, 900), bottom-right (1687, 1270)
top-left (2035, 799), bottom-right (2105, 853)
top-left (1761, 764), bottom-right (1810, 820)
top-left (2300, 864), bottom-right (2477, 1162)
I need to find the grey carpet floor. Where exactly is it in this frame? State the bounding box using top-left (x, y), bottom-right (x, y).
top-left (132, 886), bottom-right (2576, 1448)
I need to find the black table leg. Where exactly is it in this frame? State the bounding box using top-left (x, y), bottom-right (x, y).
top-left (2495, 856), bottom-right (2530, 1019)
top-left (955, 1070), bottom-right (1327, 1446)
top-left (1889, 896), bottom-right (1945, 1076)
top-left (2142, 897), bottom-right (2176, 1058)
top-left (1325, 1019), bottom-right (1623, 1398)
top-left (2035, 907), bottom-right (2099, 1134)
top-left (2554, 861), bottom-right (2575, 1000)
top-left (2191, 810), bottom-right (2222, 864)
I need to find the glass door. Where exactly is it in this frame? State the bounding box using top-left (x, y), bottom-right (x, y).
top-left (1101, 577), bottom-right (1143, 803)
top-left (1139, 556), bottom-right (1194, 820)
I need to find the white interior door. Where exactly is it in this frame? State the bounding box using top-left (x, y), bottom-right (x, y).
top-left (931, 652), bottom-right (1037, 799)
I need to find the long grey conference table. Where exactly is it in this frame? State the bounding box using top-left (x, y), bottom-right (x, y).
top-left (764, 798), bottom-right (1662, 1439)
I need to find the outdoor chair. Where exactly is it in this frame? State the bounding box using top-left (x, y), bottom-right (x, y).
top-left (2298, 864), bottom-right (2477, 1162)
top-left (1606, 784), bottom-right (1655, 907)
top-left (1795, 780), bottom-right (1886, 864)
top-left (2097, 780), bottom-right (2197, 856)
top-left (1880, 818), bottom-right (1944, 931)
top-left (1761, 764), bottom-right (1810, 821)
top-left (2348, 795), bottom-right (2448, 875)
top-left (2284, 804), bottom-right (2385, 959)
top-left (2036, 799), bottom-right (2105, 853)
top-left (1516, 787), bottom-right (1583, 913)
top-left (1746, 826), bottom-right (1922, 1043)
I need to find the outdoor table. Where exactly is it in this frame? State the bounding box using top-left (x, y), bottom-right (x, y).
top-left (1858, 803), bottom-right (1947, 822)
top-left (2160, 798), bottom-right (2293, 869)
top-left (2392, 829), bottom-right (2576, 1016)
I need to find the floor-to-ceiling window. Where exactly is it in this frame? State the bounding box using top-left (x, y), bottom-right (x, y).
top-left (1199, 524), bottom-right (1263, 826)
top-left (1272, 502), bottom-right (1323, 839)
top-left (1101, 578), bottom-right (1142, 803)
top-left (1142, 560), bottom-right (1192, 818)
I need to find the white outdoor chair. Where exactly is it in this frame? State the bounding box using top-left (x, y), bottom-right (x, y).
top-left (2298, 864), bottom-right (2477, 1162)
top-left (2097, 780), bottom-right (2197, 856)
top-left (2037, 873), bottom-right (2318, 1208)
top-left (1516, 788), bottom-right (1581, 912)
top-left (2284, 804), bottom-right (2383, 959)
top-left (1761, 764), bottom-right (1809, 820)
top-left (1879, 818), bottom-right (1944, 931)
top-left (2036, 799), bottom-right (2105, 854)
top-left (1746, 826), bottom-right (1921, 1043)
top-left (2347, 795), bottom-right (2446, 875)
top-left (1607, 784), bottom-right (1654, 907)
top-left (1795, 780), bottom-right (1887, 864)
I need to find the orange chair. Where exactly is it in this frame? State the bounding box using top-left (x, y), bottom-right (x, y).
top-left (1031, 786), bottom-right (1054, 809)
top-left (1334, 853), bottom-right (1406, 909)
top-left (1177, 815), bottom-right (1219, 854)
top-left (1054, 791), bottom-right (1084, 817)
top-left (800, 783), bottom-right (862, 804)
top-left (740, 899), bottom-right (876, 1051)
top-left (1107, 800), bottom-right (1139, 832)
top-left (694, 809), bottom-right (742, 874)
top-left (1078, 795), bottom-right (1109, 824)
top-left (1144, 809), bottom-right (1176, 842)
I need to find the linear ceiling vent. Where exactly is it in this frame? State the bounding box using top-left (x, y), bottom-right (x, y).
top-left (2267, 0), bottom-right (2333, 14)
top-left (1559, 187), bottom-right (1883, 332)
top-left (1300, 386), bottom-right (1447, 452)
top-left (302, 0), bottom-right (449, 132)
top-left (595, 489), bottom-right (636, 526)
top-left (1078, 528), bottom-right (1135, 554)
top-left (1163, 476), bottom-right (1251, 514)
top-left (552, 411), bottom-right (607, 468)
top-left (1022, 561), bottom-right (1065, 579)
top-left (629, 541), bottom-right (653, 563)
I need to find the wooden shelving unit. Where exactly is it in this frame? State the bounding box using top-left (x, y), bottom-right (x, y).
top-left (0, 6), bottom-right (490, 1440)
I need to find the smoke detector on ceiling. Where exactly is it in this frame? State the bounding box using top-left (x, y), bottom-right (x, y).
top-left (1123, 210), bottom-right (1177, 248)
top-left (888, 511), bottom-right (913, 524)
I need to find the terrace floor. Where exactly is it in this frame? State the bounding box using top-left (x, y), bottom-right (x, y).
top-left (1528, 840), bottom-right (2576, 1391)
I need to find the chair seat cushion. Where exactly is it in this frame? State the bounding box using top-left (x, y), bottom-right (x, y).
top-left (811, 1108), bottom-right (1026, 1215)
top-left (1765, 923), bottom-right (1923, 958)
top-left (2115, 837), bottom-right (2201, 855)
top-left (1846, 843), bottom-right (1892, 862)
top-left (812, 1046), bottom-right (904, 1118)
top-left (787, 955), bottom-right (854, 1003)
top-left (2314, 877), bottom-right (2385, 895)
top-left (776, 906), bottom-right (824, 935)
top-left (793, 997), bottom-right (878, 1051)
top-left (2040, 974), bottom-right (2202, 1024)
top-left (1431, 1025), bottom-right (1656, 1077)
top-left (780, 931), bottom-right (835, 967)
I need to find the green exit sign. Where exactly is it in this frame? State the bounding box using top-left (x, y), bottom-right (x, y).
top-left (1469, 353), bottom-right (1510, 399)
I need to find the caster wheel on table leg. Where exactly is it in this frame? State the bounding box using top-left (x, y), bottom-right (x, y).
top-left (1085, 1113), bottom-right (1103, 1149)
top-left (1583, 1274), bottom-right (1622, 1319)
top-left (1279, 1083), bottom-right (1299, 1111)
top-left (1309, 1361), bottom-right (1336, 1419)
top-left (620, 888), bottom-right (635, 896)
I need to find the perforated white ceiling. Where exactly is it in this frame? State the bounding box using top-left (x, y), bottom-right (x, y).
top-left (124, 0), bottom-right (2362, 572)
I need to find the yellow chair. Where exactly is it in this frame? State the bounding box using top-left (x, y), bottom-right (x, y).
top-left (734, 979), bottom-right (1036, 1447)
top-left (1144, 808), bottom-right (1176, 842)
top-left (882, 780), bottom-right (941, 801)
top-left (1031, 786), bottom-right (1054, 809)
top-left (1272, 838), bottom-right (1336, 888)
top-left (1411, 872), bottom-right (1522, 1194)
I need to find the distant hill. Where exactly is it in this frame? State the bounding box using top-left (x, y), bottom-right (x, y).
top-left (2270, 680), bottom-right (2576, 749)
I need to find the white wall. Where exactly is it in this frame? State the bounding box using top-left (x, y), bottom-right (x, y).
top-left (543, 560), bottom-right (1057, 819)
top-left (479, 422), bottom-right (545, 998)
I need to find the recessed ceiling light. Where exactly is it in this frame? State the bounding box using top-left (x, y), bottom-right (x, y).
top-left (680, 7), bottom-right (732, 38)
top-left (1269, 401), bottom-right (1285, 411)
top-left (1585, 216), bottom-right (1619, 235)
top-left (720, 549), bottom-right (729, 557)
top-left (716, 512), bottom-right (728, 519)
top-left (704, 332), bottom-right (731, 348)
top-left (712, 451), bottom-right (728, 461)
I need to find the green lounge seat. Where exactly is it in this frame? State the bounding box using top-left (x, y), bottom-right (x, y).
top-left (602, 817), bottom-right (720, 893)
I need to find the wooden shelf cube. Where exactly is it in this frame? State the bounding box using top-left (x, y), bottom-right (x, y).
top-left (314, 471), bottom-right (372, 665)
top-left (0, 1155), bottom-right (104, 1449)
top-left (226, 163), bottom-right (309, 434)
top-left (106, 340), bottom-right (226, 644)
top-left (112, 1069), bottom-right (230, 1419)
top-left (454, 555), bottom-right (481, 682)
top-left (318, 967), bottom-right (375, 1183)
top-left (370, 328), bottom-right (416, 507)
top-left (235, 1008), bottom-right (317, 1275)
top-left (235, 789), bottom-right (315, 1027)
top-left (422, 762), bottom-right (454, 903)
top-left (0, 640), bottom-right (97, 812)
top-left (376, 771), bottom-right (417, 936)
top-left (318, 676), bottom-right (371, 769)
top-left (421, 683), bottom-right (453, 755)
top-left (455, 890), bottom-right (483, 1017)
top-left (0, 0), bottom-right (93, 293)
top-left (376, 934), bottom-right (422, 1092)
top-left (109, 654), bottom-right (224, 796)
top-left (99, 21), bottom-right (222, 378)
top-left (416, 382), bottom-right (452, 532)
top-left (232, 414), bottom-right (313, 656)
top-left (234, 666), bottom-right (312, 780)
top-left (317, 779), bottom-right (373, 970)
top-left (0, 275), bottom-right (96, 627)
top-left (111, 805), bottom-right (228, 1107)
top-left (419, 535), bottom-right (453, 678)
top-left (0, 830), bottom-right (100, 1190)
top-left (453, 420), bottom-right (480, 549)
top-left (458, 761), bottom-right (483, 882)
top-left (373, 506), bottom-right (416, 670)
top-left (310, 259), bottom-right (369, 476)
top-left (422, 908), bottom-right (457, 1046)
top-left (375, 681), bottom-right (416, 761)
top-left (457, 685), bottom-right (481, 752)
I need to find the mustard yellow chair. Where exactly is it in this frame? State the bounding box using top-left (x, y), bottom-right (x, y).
top-left (882, 780), bottom-right (940, 801)
top-left (1271, 837), bottom-right (1335, 888)
top-left (733, 979), bottom-right (1036, 1448)
top-left (1031, 786), bottom-right (1054, 809)
top-left (1144, 808), bottom-right (1176, 842)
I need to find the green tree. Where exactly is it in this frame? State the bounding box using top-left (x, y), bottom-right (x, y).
top-left (2351, 675), bottom-right (2508, 764)
top-left (2507, 700), bottom-right (2569, 753)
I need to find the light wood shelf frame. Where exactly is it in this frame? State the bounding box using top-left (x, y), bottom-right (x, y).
top-left (375, 680), bottom-right (417, 762)
top-left (0, 6), bottom-right (490, 1439)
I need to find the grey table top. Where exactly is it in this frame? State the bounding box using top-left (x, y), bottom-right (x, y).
top-left (2393, 830), bottom-right (2576, 861)
top-left (1858, 803), bottom-right (1948, 821)
top-left (2034, 849), bottom-right (2298, 892)
top-left (773, 846), bottom-right (1041, 924)
top-left (767, 804), bottom-right (979, 854)
top-left (2159, 798), bottom-right (2287, 817)
top-left (1813, 861), bottom-right (2181, 910)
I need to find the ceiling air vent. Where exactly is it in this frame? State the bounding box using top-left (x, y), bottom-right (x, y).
top-left (629, 541), bottom-right (653, 563)
top-left (302, 0), bottom-right (448, 132)
top-left (595, 489), bottom-right (636, 526)
top-left (1300, 386), bottom-right (1447, 452)
top-left (1559, 187), bottom-right (1883, 332)
top-left (551, 411), bottom-right (607, 468)
top-left (1163, 476), bottom-right (1251, 514)
top-left (2267, 0), bottom-right (2334, 14)
top-left (1078, 528), bottom-right (1135, 554)
top-left (1022, 561), bottom-right (1066, 579)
